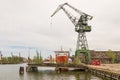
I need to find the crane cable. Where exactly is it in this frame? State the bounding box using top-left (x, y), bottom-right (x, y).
top-left (50, 17), bottom-right (53, 27)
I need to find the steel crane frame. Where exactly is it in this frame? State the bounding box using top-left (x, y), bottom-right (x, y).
top-left (51, 3), bottom-right (93, 64)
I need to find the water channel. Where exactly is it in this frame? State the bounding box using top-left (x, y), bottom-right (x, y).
top-left (0, 64), bottom-right (104, 80)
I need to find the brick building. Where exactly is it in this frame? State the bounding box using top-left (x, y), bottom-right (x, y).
top-left (90, 50), bottom-right (120, 64)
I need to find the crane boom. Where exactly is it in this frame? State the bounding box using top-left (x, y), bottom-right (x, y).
top-left (51, 3), bottom-right (92, 25)
top-left (51, 3), bottom-right (78, 26)
top-left (51, 3), bottom-right (66, 17)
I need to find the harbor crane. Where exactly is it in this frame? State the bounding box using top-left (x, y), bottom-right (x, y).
top-left (51, 3), bottom-right (93, 64)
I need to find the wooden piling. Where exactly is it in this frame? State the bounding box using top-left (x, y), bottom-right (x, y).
top-left (19, 66), bottom-right (24, 75)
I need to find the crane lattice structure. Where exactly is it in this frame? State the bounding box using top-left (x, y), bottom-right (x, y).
top-left (51, 3), bottom-right (93, 64)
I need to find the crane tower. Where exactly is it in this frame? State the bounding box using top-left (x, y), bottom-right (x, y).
top-left (51, 3), bottom-right (93, 64)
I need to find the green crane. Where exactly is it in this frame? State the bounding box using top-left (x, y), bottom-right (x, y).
top-left (51, 3), bottom-right (93, 64)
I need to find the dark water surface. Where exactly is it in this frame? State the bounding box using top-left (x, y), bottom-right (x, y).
top-left (0, 64), bottom-right (103, 80)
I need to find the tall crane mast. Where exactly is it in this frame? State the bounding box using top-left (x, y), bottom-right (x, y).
top-left (51, 3), bottom-right (93, 64)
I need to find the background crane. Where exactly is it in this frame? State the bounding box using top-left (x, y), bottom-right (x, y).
top-left (51, 3), bottom-right (93, 64)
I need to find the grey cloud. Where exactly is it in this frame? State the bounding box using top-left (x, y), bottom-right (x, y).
top-left (0, 0), bottom-right (120, 57)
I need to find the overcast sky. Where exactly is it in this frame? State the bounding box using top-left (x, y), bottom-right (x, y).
top-left (0, 0), bottom-right (120, 58)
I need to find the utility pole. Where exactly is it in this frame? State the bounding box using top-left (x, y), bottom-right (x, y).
top-left (0, 51), bottom-right (2, 64)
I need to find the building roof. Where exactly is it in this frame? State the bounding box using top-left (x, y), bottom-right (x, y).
top-left (90, 50), bottom-right (111, 59)
top-left (54, 51), bottom-right (69, 53)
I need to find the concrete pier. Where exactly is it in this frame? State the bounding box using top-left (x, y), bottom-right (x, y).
top-left (26, 66), bottom-right (38, 72)
top-left (27, 63), bottom-right (120, 80)
top-left (87, 64), bottom-right (120, 80)
top-left (27, 63), bottom-right (86, 72)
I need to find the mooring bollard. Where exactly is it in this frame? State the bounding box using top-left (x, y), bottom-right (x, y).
top-left (19, 66), bottom-right (24, 75)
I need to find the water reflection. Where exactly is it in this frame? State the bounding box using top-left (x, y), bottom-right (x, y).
top-left (26, 69), bottom-right (102, 80)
